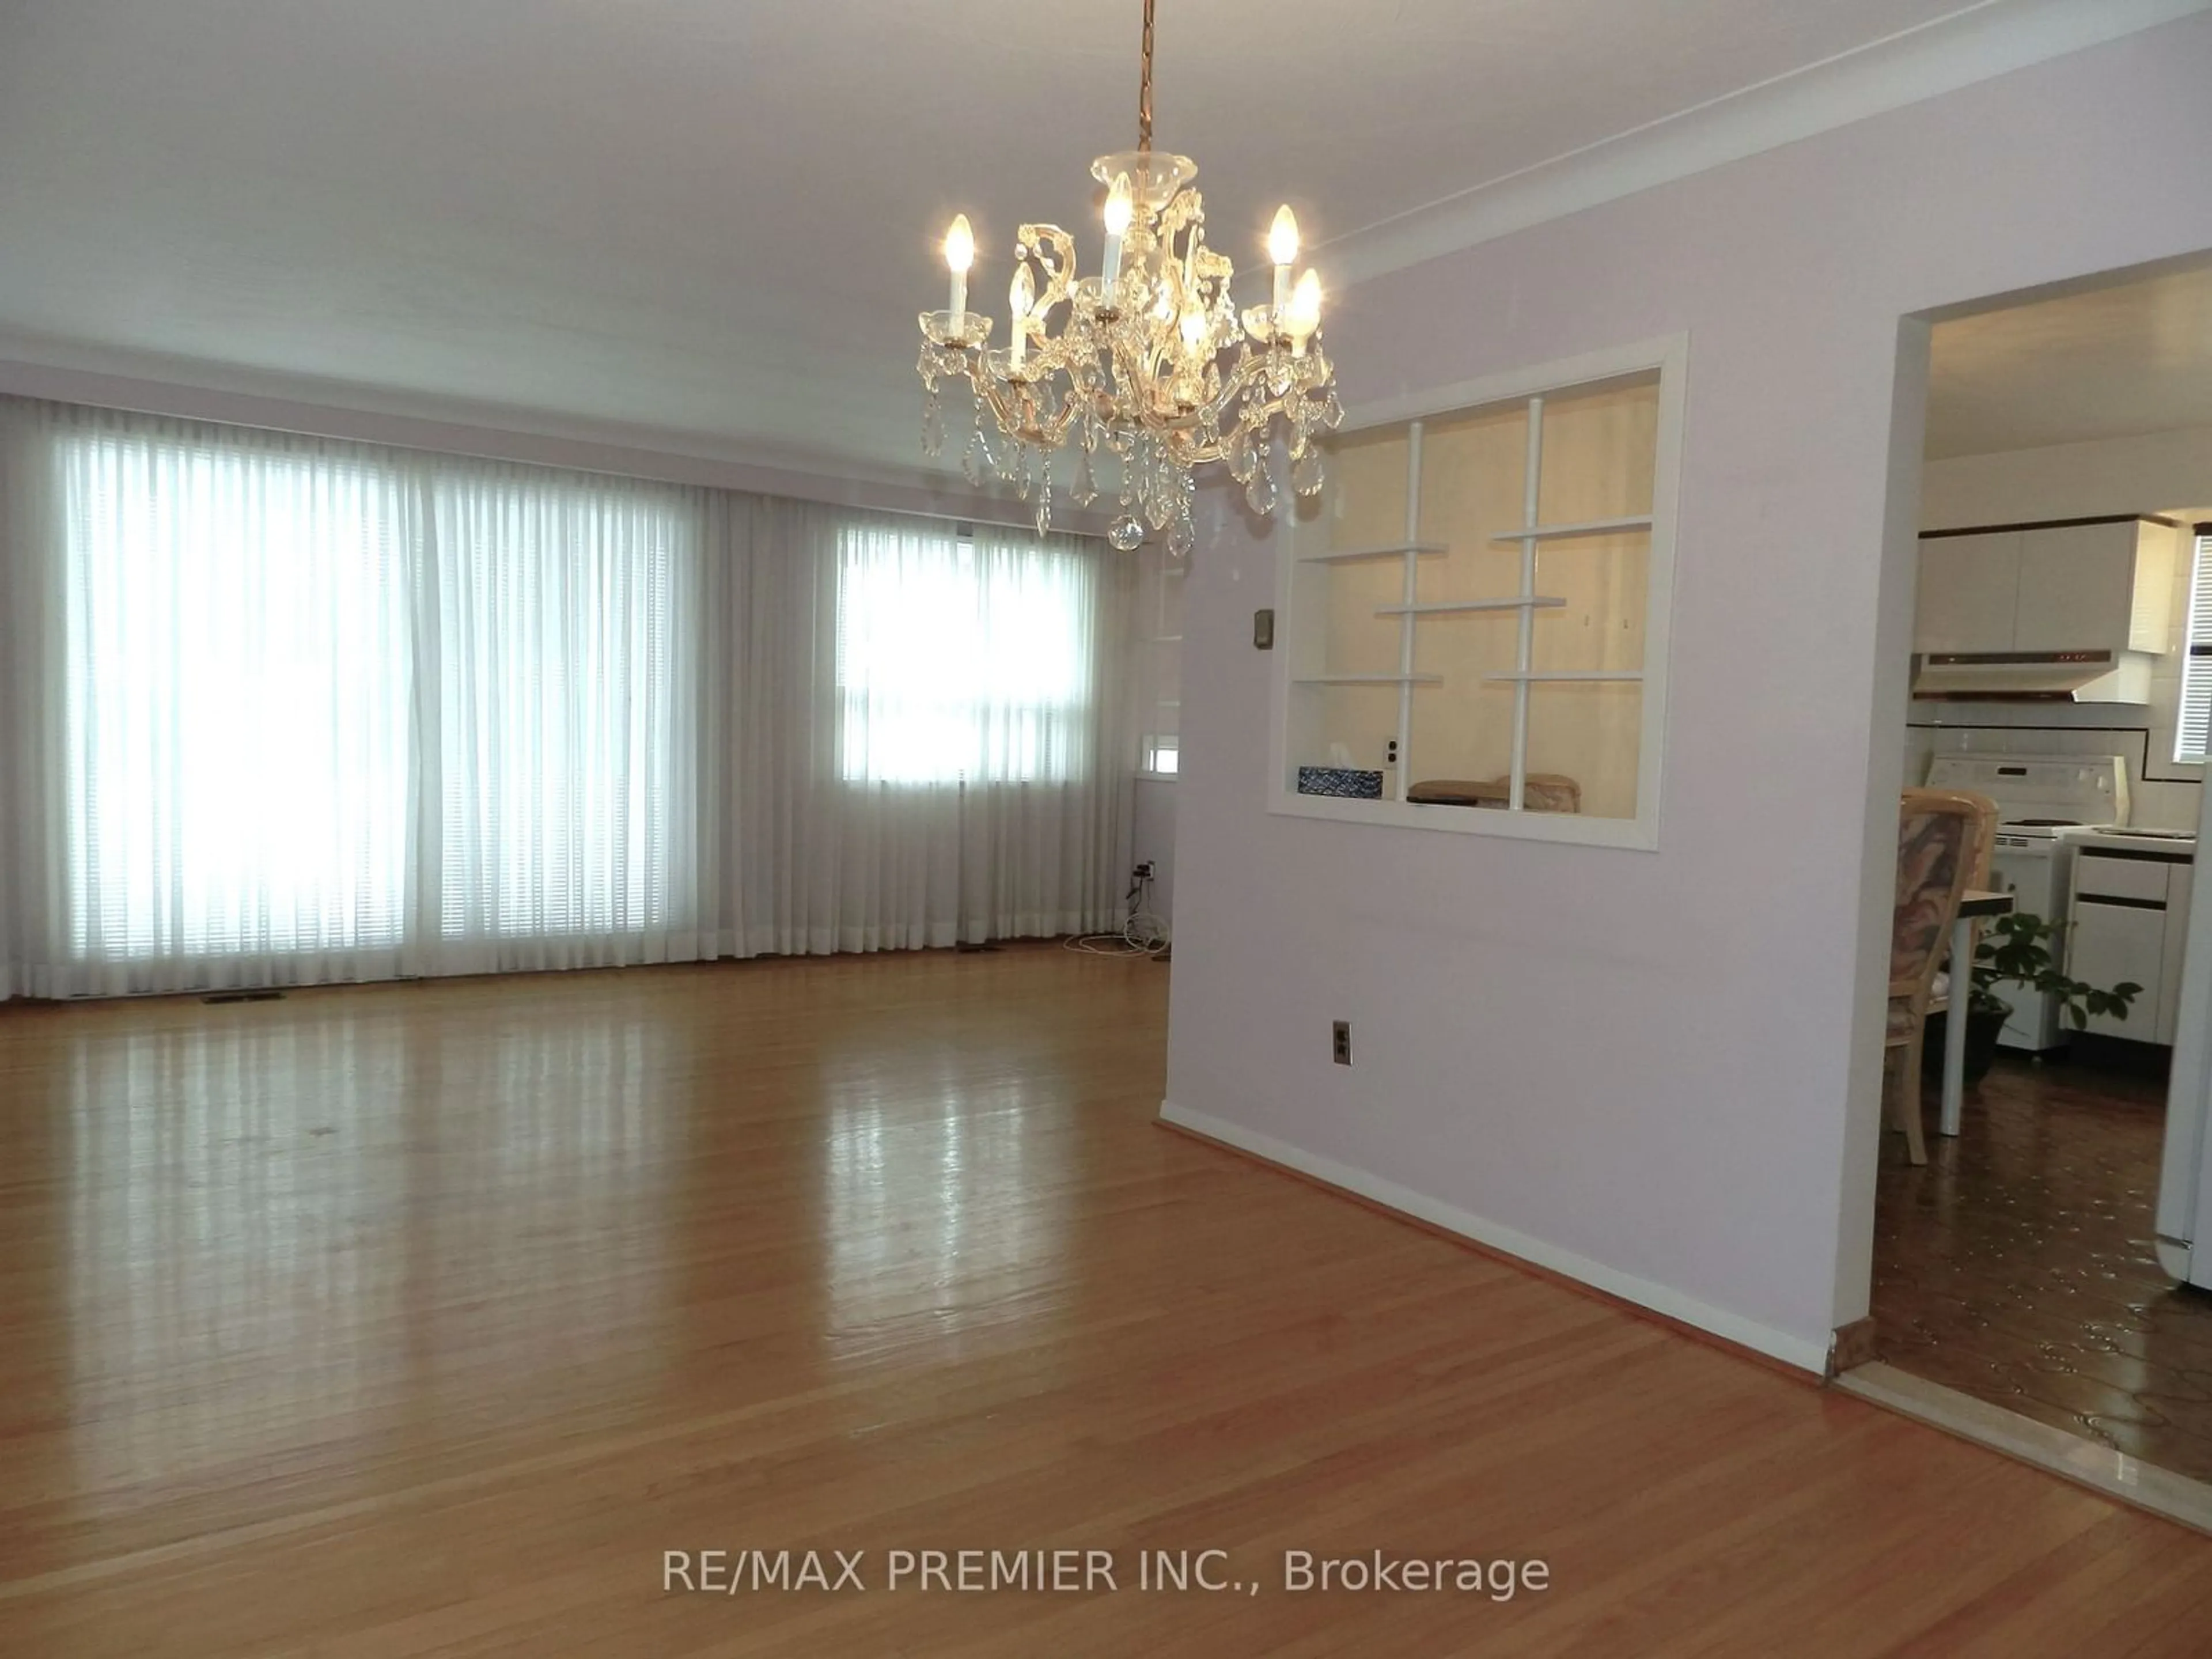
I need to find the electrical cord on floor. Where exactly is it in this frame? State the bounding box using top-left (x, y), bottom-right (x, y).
top-left (1064, 870), bottom-right (1171, 959)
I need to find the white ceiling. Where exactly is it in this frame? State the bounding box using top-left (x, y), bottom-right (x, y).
top-left (1926, 264), bottom-right (2212, 458)
top-left (0, 1), bottom-right (2188, 482)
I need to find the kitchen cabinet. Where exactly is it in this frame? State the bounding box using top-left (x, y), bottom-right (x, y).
top-left (2069, 846), bottom-right (2194, 1044)
top-left (1915, 531), bottom-right (2020, 654)
top-left (2015, 522), bottom-right (2158, 652)
top-left (2073, 897), bottom-right (2169, 1041)
top-left (2161, 863), bottom-right (2194, 1043)
top-left (1914, 518), bottom-right (2175, 657)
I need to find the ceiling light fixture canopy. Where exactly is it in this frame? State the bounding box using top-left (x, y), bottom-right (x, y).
top-left (918, 0), bottom-right (1340, 556)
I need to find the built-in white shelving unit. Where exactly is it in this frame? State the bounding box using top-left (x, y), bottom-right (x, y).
top-left (1293, 403), bottom-right (1652, 812)
top-left (1490, 514), bottom-right (1654, 543)
top-left (1293, 672), bottom-right (1445, 685)
top-left (1271, 332), bottom-right (1683, 849)
top-left (1376, 597), bottom-right (1566, 616)
top-left (1298, 542), bottom-right (1448, 565)
top-left (1286, 386), bottom-right (1658, 813)
top-left (1485, 670), bottom-right (1643, 683)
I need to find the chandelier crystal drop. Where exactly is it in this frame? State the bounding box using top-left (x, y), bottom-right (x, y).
top-left (917, 0), bottom-right (1340, 551)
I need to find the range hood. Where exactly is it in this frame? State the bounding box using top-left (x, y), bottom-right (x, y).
top-left (1912, 649), bottom-right (2152, 703)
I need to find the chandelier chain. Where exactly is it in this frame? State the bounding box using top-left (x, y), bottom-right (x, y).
top-left (1138, 0), bottom-right (1154, 154)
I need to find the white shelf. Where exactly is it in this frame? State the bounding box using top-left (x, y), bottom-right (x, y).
top-left (1294, 673), bottom-right (1444, 686)
top-left (1300, 542), bottom-right (1449, 564)
top-left (1490, 516), bottom-right (1653, 543)
top-left (1484, 670), bottom-right (1643, 683)
top-left (1376, 597), bottom-right (1566, 616)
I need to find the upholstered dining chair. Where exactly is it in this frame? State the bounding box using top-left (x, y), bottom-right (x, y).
top-left (1919, 789), bottom-right (1999, 1086)
top-left (1885, 788), bottom-right (1992, 1165)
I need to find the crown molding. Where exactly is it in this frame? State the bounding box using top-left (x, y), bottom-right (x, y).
top-left (1327, 0), bottom-right (2212, 287)
top-left (0, 331), bottom-right (1062, 531)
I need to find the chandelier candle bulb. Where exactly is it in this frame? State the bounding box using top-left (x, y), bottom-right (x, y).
top-left (1101, 173), bottom-right (1133, 292)
top-left (944, 214), bottom-right (975, 317)
top-left (1008, 264), bottom-right (1035, 370)
top-left (1287, 269), bottom-right (1323, 356)
top-left (1268, 204), bottom-right (1300, 313)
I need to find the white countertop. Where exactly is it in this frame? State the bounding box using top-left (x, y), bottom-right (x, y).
top-left (2069, 827), bottom-right (2196, 857)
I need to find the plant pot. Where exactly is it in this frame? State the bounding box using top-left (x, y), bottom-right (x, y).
top-left (1920, 1005), bottom-right (2008, 1086)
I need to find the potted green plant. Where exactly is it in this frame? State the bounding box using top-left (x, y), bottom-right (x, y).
top-left (1925, 911), bottom-right (2142, 1084)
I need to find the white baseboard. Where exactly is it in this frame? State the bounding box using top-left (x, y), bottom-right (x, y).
top-left (1158, 1100), bottom-right (1831, 1376)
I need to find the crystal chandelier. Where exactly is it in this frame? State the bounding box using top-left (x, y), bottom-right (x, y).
top-left (916, 0), bottom-right (1341, 557)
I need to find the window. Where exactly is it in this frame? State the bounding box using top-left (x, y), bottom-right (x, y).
top-left (10, 398), bottom-right (1135, 999)
top-left (56, 413), bottom-right (696, 968)
top-left (2176, 524), bottom-right (2212, 764)
top-left (62, 427), bottom-right (417, 961)
top-left (1271, 337), bottom-right (1683, 849)
top-left (835, 518), bottom-right (1095, 785)
top-left (433, 467), bottom-right (692, 940)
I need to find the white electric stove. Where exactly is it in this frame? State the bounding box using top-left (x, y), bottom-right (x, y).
top-left (1922, 755), bottom-right (2130, 1051)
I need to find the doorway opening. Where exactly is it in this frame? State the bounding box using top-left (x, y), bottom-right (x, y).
top-left (1856, 253), bottom-right (2212, 1497)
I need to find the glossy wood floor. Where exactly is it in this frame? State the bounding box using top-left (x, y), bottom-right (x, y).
top-left (2, 946), bottom-right (2209, 1657)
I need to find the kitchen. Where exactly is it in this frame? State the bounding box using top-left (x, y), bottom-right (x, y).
top-left (1867, 261), bottom-right (2212, 1486)
top-left (1911, 514), bottom-right (2195, 1058)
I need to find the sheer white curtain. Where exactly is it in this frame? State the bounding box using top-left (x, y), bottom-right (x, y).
top-left (430, 460), bottom-right (705, 972)
top-left (0, 396), bottom-right (1135, 999)
top-left (704, 499), bottom-right (1133, 956)
top-left (836, 516), bottom-right (1096, 786)
top-left (3, 403), bottom-right (421, 995)
top-left (0, 400), bottom-right (709, 996)
top-left (0, 403), bottom-right (69, 999)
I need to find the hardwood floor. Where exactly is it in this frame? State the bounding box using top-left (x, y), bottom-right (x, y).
top-left (1874, 1054), bottom-right (2212, 1481)
top-left (1, 946), bottom-right (2207, 1657)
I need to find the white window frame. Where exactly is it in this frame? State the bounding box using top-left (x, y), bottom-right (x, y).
top-left (2175, 524), bottom-right (2212, 766)
top-left (1266, 333), bottom-right (1686, 851)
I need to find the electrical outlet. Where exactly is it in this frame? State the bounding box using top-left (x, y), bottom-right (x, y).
top-left (1385, 738), bottom-right (1399, 765)
top-left (1331, 1020), bottom-right (1351, 1066)
top-left (1132, 861), bottom-right (1156, 881)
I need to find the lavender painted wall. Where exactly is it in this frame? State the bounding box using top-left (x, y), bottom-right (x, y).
top-left (1163, 14), bottom-right (2212, 1368)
